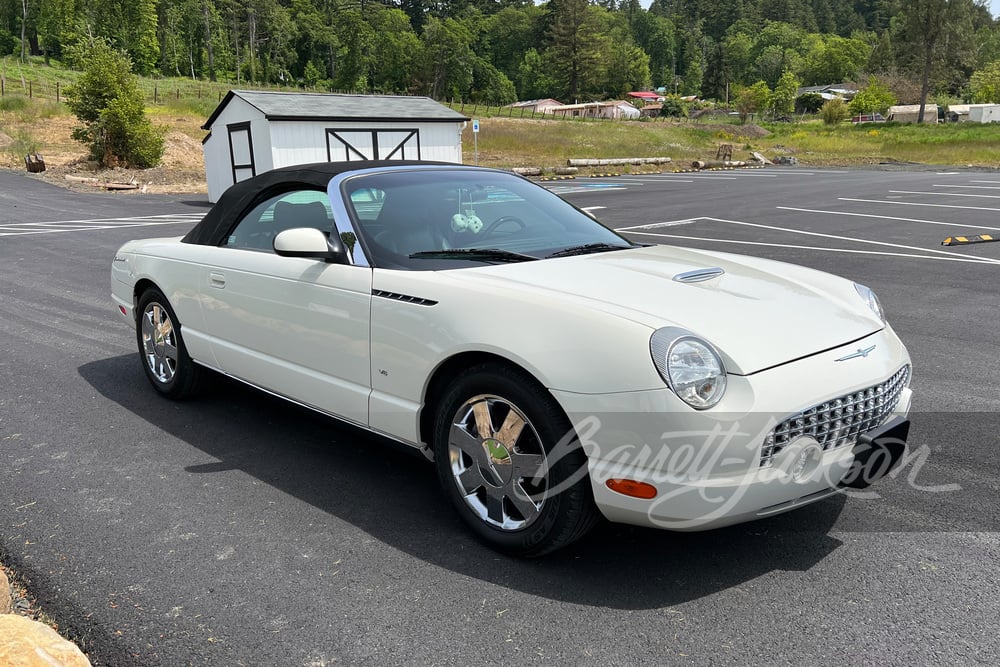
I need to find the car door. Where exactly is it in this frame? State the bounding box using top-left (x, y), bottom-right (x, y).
top-left (198, 188), bottom-right (373, 425)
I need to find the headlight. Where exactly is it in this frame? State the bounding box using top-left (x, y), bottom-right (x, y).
top-left (650, 328), bottom-right (727, 409)
top-left (854, 283), bottom-right (885, 323)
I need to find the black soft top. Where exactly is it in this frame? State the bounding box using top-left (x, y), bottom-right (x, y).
top-left (182, 160), bottom-right (451, 246)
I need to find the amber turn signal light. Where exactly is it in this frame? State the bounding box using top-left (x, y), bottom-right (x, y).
top-left (606, 478), bottom-right (657, 499)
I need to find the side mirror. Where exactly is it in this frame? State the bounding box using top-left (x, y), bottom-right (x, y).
top-left (273, 227), bottom-right (350, 264)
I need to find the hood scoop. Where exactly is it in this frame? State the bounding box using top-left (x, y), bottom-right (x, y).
top-left (672, 267), bottom-right (725, 283)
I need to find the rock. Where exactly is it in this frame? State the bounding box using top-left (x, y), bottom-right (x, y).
top-left (0, 569), bottom-right (10, 614)
top-left (0, 615), bottom-right (91, 666)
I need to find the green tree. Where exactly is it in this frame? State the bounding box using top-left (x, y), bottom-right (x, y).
top-left (82, 0), bottom-right (160, 74)
top-left (771, 69), bottom-right (800, 115)
top-left (606, 40), bottom-right (652, 97)
top-left (969, 59), bottom-right (1000, 103)
top-left (545, 0), bottom-right (609, 100)
top-left (64, 40), bottom-right (164, 168)
top-left (736, 80), bottom-right (771, 122)
top-left (515, 47), bottom-right (558, 100)
top-left (800, 34), bottom-right (871, 85)
top-left (480, 5), bottom-right (545, 82)
top-left (368, 7), bottom-right (422, 94)
top-left (419, 15), bottom-right (475, 100)
top-left (630, 10), bottom-right (675, 87)
top-left (849, 75), bottom-right (897, 115)
top-left (470, 58), bottom-right (517, 104)
top-left (895, 0), bottom-right (978, 122)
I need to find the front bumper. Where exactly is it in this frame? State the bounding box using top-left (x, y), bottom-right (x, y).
top-left (552, 327), bottom-right (912, 531)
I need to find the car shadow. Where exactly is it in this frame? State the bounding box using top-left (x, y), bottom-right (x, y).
top-left (79, 355), bottom-right (846, 610)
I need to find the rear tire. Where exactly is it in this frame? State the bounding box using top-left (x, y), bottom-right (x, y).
top-left (433, 362), bottom-right (598, 557)
top-left (136, 288), bottom-right (202, 399)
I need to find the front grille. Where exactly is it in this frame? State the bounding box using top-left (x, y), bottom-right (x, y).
top-left (760, 365), bottom-right (910, 467)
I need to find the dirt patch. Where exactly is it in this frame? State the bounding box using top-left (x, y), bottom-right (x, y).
top-left (2, 113), bottom-right (207, 194)
top-left (23, 128), bottom-right (208, 195)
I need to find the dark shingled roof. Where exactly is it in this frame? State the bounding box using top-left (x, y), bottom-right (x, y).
top-left (202, 90), bottom-right (469, 130)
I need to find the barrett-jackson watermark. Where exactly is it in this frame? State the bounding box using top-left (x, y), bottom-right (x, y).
top-left (530, 415), bottom-right (960, 529)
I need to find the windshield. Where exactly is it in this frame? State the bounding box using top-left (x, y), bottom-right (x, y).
top-left (341, 168), bottom-right (632, 269)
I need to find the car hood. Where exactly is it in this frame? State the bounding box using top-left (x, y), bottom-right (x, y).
top-left (458, 245), bottom-right (883, 375)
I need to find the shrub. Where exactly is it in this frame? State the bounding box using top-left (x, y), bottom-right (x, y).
top-left (0, 96), bottom-right (29, 112)
top-left (659, 96), bottom-right (688, 118)
top-left (64, 39), bottom-right (164, 168)
top-left (820, 98), bottom-right (850, 125)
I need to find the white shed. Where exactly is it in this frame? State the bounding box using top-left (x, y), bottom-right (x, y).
top-left (202, 90), bottom-right (469, 202)
top-left (968, 104), bottom-right (1000, 123)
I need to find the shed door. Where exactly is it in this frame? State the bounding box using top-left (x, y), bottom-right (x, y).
top-left (228, 122), bottom-right (256, 183)
top-left (326, 129), bottom-right (421, 162)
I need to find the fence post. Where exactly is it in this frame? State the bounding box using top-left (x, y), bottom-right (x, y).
top-left (154, 84), bottom-right (158, 104)
top-left (1, 78), bottom-right (4, 96)
top-left (29, 81), bottom-right (32, 98)
top-left (56, 81), bottom-right (59, 102)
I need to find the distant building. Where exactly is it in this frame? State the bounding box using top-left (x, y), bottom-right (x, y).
top-left (504, 98), bottom-right (564, 114)
top-left (202, 90), bottom-right (468, 202)
top-left (796, 84), bottom-right (857, 101)
top-left (627, 91), bottom-right (664, 104)
top-left (547, 101), bottom-right (640, 120)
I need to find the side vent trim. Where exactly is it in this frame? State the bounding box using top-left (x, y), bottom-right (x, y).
top-left (372, 289), bottom-right (438, 306)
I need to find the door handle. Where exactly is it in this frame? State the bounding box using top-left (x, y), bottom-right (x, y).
top-left (209, 272), bottom-right (226, 289)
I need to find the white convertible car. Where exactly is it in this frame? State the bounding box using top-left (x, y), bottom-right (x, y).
top-left (112, 161), bottom-right (912, 556)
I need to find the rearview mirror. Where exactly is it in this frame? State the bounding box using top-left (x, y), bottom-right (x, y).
top-left (273, 227), bottom-right (349, 264)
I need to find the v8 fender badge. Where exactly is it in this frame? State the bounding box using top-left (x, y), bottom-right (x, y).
top-left (835, 344), bottom-right (877, 362)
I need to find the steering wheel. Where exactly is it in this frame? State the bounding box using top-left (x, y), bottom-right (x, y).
top-left (481, 215), bottom-right (527, 237)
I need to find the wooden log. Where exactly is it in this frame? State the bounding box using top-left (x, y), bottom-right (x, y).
top-left (510, 167), bottom-right (542, 176)
top-left (693, 160), bottom-right (748, 169)
top-left (566, 157), bottom-right (672, 167)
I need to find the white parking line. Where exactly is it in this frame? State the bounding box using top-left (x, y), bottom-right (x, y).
top-left (775, 207), bottom-right (1000, 232)
top-left (970, 180), bottom-right (1000, 184)
top-left (889, 190), bottom-right (1000, 200)
top-left (620, 219), bottom-right (700, 230)
top-left (933, 184), bottom-right (1000, 190)
top-left (839, 198), bottom-right (1000, 213)
top-left (0, 213), bottom-right (204, 237)
top-left (623, 232), bottom-right (996, 265)
top-left (672, 175), bottom-right (739, 180)
top-left (622, 216), bottom-right (1000, 264)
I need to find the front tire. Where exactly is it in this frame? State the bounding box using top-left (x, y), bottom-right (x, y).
top-left (433, 363), bottom-right (598, 557)
top-left (136, 288), bottom-right (202, 399)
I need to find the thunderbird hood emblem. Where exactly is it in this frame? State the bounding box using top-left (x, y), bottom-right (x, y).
top-left (836, 345), bottom-right (877, 362)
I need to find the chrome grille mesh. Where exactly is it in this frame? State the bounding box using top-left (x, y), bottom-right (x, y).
top-left (760, 365), bottom-right (910, 467)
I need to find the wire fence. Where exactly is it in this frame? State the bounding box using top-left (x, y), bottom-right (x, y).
top-left (0, 73), bottom-right (670, 124)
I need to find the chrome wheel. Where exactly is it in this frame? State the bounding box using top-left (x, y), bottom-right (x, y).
top-left (448, 394), bottom-right (548, 531)
top-left (141, 301), bottom-right (178, 384)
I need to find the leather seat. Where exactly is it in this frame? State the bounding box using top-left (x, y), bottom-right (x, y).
top-left (372, 190), bottom-right (449, 256)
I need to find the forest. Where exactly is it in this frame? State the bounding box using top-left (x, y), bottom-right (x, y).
top-left (2, 0), bottom-right (1000, 108)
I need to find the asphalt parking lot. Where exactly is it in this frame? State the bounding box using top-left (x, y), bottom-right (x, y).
top-left (1, 167), bottom-right (998, 666)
